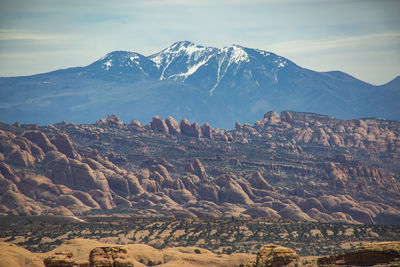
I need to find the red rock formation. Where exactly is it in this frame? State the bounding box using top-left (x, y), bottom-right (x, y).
top-left (22, 131), bottom-right (57, 153)
top-left (263, 111), bottom-right (280, 124)
top-left (44, 251), bottom-right (76, 267)
top-left (254, 243), bottom-right (299, 267)
top-left (180, 118), bottom-right (192, 136)
top-left (215, 173), bottom-right (253, 205)
top-left (51, 133), bottom-right (79, 159)
top-left (166, 116), bottom-right (181, 135)
top-left (151, 115), bottom-right (169, 134)
top-left (201, 122), bottom-right (213, 139)
top-left (89, 247), bottom-right (134, 267)
top-left (186, 158), bottom-right (207, 180)
top-left (97, 114), bottom-right (123, 126)
top-left (180, 119), bottom-right (201, 138)
top-left (191, 122), bottom-right (201, 138)
top-left (318, 241), bottom-right (400, 266)
top-left (247, 172), bottom-right (274, 191)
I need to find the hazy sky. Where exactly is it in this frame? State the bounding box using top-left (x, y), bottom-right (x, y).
top-left (0, 0), bottom-right (399, 85)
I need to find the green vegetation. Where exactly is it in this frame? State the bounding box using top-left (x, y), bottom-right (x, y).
top-left (0, 216), bottom-right (399, 256)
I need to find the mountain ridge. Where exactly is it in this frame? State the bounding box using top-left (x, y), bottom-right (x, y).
top-left (0, 110), bottom-right (399, 225)
top-left (0, 41), bottom-right (399, 128)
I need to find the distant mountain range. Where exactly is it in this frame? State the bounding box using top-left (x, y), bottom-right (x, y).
top-left (1, 41), bottom-right (399, 128)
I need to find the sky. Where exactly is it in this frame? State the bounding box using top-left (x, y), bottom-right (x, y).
top-left (0, 0), bottom-right (399, 85)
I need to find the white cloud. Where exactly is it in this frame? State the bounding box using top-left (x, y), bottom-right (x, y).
top-left (268, 32), bottom-right (400, 55)
top-left (0, 29), bottom-right (76, 41)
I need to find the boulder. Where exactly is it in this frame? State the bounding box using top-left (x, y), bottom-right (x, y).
top-left (129, 119), bottom-right (144, 130)
top-left (89, 247), bottom-right (134, 267)
top-left (180, 119), bottom-right (201, 138)
top-left (151, 115), bottom-right (169, 134)
top-left (165, 116), bottom-right (181, 135)
top-left (51, 133), bottom-right (79, 159)
top-left (201, 122), bottom-right (213, 139)
top-left (43, 251), bottom-right (76, 267)
top-left (263, 111), bottom-right (280, 124)
top-left (106, 115), bottom-right (123, 125)
top-left (191, 122), bottom-right (202, 138)
top-left (254, 243), bottom-right (299, 267)
top-left (180, 119), bottom-right (192, 136)
top-left (235, 121), bottom-right (242, 130)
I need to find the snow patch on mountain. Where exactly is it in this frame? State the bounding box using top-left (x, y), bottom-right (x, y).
top-left (169, 55), bottom-right (213, 81)
top-left (149, 41), bottom-right (217, 80)
top-left (103, 60), bottom-right (112, 71)
top-left (209, 45), bottom-right (250, 96)
top-left (222, 45), bottom-right (250, 64)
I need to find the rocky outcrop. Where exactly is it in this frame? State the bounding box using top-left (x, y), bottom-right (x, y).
top-left (129, 119), bottom-right (144, 131)
top-left (254, 244), bottom-right (299, 267)
top-left (43, 251), bottom-right (76, 267)
top-left (201, 122), bottom-right (213, 139)
top-left (51, 133), bottom-right (79, 159)
top-left (180, 119), bottom-right (192, 136)
top-left (247, 172), bottom-right (274, 191)
top-left (0, 110), bottom-right (400, 222)
top-left (191, 122), bottom-right (201, 138)
top-left (180, 119), bottom-right (201, 138)
top-left (318, 241), bottom-right (400, 266)
top-left (89, 247), bottom-right (134, 267)
top-left (185, 158), bottom-right (207, 180)
top-left (215, 174), bottom-right (253, 205)
top-left (263, 111), bottom-right (280, 124)
top-left (165, 116), bottom-right (181, 135)
top-left (22, 131), bottom-right (57, 153)
top-left (97, 115), bottom-right (123, 126)
top-left (151, 116), bottom-right (169, 134)
top-left (44, 151), bottom-right (111, 193)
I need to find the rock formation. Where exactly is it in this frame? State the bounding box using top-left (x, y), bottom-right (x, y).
top-left (151, 116), bottom-right (169, 134)
top-left (0, 110), bottom-right (400, 224)
top-left (318, 241), bottom-right (400, 266)
top-left (89, 247), bottom-right (134, 267)
top-left (165, 116), bottom-right (181, 135)
top-left (201, 122), bottom-right (213, 139)
top-left (43, 251), bottom-right (76, 267)
top-left (97, 115), bottom-right (123, 126)
top-left (253, 244), bottom-right (299, 267)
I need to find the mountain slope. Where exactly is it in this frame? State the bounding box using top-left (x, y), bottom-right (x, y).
top-left (0, 41), bottom-right (399, 128)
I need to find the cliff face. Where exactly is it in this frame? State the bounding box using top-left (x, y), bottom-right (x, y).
top-left (318, 241), bottom-right (400, 266)
top-left (0, 111), bottom-right (399, 224)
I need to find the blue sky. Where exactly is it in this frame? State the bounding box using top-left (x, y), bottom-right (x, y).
top-left (0, 0), bottom-right (399, 85)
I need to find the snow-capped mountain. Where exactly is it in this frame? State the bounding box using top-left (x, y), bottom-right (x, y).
top-left (87, 51), bottom-right (159, 78)
top-left (0, 41), bottom-right (399, 128)
top-left (147, 41), bottom-right (293, 96)
top-left (149, 41), bottom-right (217, 82)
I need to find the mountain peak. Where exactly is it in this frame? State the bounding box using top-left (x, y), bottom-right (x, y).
top-left (149, 41), bottom-right (217, 79)
top-left (92, 51), bottom-right (143, 70)
top-left (171, 40), bottom-right (195, 47)
top-left (221, 44), bottom-right (250, 64)
top-left (87, 50), bottom-right (159, 75)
